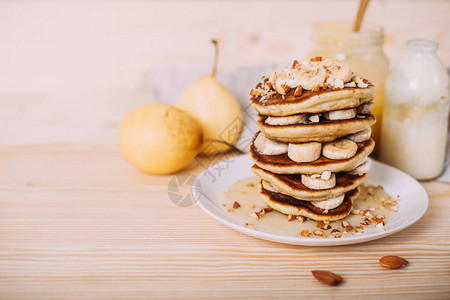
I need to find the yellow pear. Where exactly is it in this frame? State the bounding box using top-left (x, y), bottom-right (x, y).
top-left (176, 40), bottom-right (243, 155)
top-left (119, 103), bottom-right (203, 175)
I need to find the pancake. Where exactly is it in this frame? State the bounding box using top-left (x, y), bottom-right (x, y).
top-left (251, 84), bottom-right (375, 116)
top-left (257, 114), bottom-right (375, 143)
top-left (259, 181), bottom-right (358, 221)
top-left (250, 133), bottom-right (374, 174)
top-left (252, 164), bottom-right (366, 201)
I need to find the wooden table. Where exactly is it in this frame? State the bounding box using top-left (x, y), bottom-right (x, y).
top-left (1, 92), bottom-right (450, 299)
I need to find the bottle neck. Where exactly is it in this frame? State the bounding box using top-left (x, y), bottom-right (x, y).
top-left (406, 39), bottom-right (438, 58)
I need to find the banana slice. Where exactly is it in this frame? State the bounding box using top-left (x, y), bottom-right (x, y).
top-left (348, 160), bottom-right (371, 176)
top-left (296, 62), bottom-right (327, 90)
top-left (265, 114), bottom-right (307, 125)
top-left (324, 108), bottom-right (356, 120)
top-left (308, 114), bottom-right (321, 123)
top-left (288, 142), bottom-right (322, 163)
top-left (320, 59), bottom-right (353, 82)
top-left (254, 133), bottom-right (288, 155)
top-left (262, 180), bottom-right (278, 192)
top-left (270, 62), bottom-right (327, 91)
top-left (346, 128), bottom-right (371, 143)
top-left (322, 139), bottom-right (358, 160)
top-left (311, 194), bottom-right (345, 210)
top-left (301, 173), bottom-right (336, 190)
top-left (357, 102), bottom-right (374, 114)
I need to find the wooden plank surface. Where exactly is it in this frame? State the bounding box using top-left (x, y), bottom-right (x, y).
top-left (1, 144), bottom-right (449, 299)
top-left (1, 1), bottom-right (449, 296)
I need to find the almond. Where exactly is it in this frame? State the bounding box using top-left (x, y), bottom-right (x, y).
top-left (276, 83), bottom-right (290, 95)
top-left (300, 230), bottom-right (310, 237)
top-left (311, 270), bottom-right (343, 286)
top-left (294, 85), bottom-right (303, 97)
top-left (379, 255), bottom-right (408, 269)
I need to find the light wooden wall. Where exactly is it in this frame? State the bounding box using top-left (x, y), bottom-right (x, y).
top-left (0, 0), bottom-right (449, 93)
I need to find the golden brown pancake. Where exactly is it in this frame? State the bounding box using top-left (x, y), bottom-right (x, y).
top-left (257, 114), bottom-right (375, 143)
top-left (251, 84), bottom-right (375, 116)
top-left (252, 164), bottom-right (366, 201)
top-left (250, 132), bottom-right (374, 174)
top-left (259, 181), bottom-right (358, 221)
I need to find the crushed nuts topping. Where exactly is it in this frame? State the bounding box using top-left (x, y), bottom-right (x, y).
top-left (301, 230), bottom-right (310, 237)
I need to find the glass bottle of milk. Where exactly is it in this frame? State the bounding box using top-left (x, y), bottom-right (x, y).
top-left (380, 39), bottom-right (450, 180)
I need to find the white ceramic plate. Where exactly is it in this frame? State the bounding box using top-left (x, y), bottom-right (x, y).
top-left (193, 155), bottom-right (428, 246)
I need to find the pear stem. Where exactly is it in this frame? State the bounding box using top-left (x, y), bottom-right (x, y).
top-left (204, 138), bottom-right (245, 155)
top-left (211, 39), bottom-right (218, 77)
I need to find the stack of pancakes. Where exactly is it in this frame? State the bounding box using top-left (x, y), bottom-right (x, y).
top-left (248, 58), bottom-right (376, 222)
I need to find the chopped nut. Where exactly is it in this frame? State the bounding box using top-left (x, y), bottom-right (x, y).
top-left (268, 72), bottom-right (277, 85)
top-left (294, 85), bottom-right (303, 96)
top-left (322, 224), bottom-right (332, 230)
top-left (249, 212), bottom-right (260, 219)
top-left (287, 215), bottom-right (296, 222)
top-left (390, 205), bottom-right (399, 212)
top-left (317, 220), bottom-right (331, 230)
top-left (250, 89), bottom-right (262, 96)
top-left (365, 211), bottom-right (374, 218)
top-left (376, 222), bottom-right (384, 229)
top-left (334, 233), bottom-right (342, 238)
top-left (296, 216), bottom-right (306, 222)
top-left (232, 201), bottom-right (240, 209)
top-left (351, 209), bottom-right (360, 215)
top-left (263, 207), bottom-right (273, 213)
top-left (300, 230), bottom-right (310, 237)
top-left (344, 225), bottom-right (353, 232)
top-left (275, 83), bottom-right (291, 95)
top-left (341, 221), bottom-right (350, 228)
top-left (314, 230), bottom-right (325, 237)
top-left (331, 229), bottom-right (340, 234)
top-left (310, 56), bottom-right (323, 62)
top-left (292, 60), bottom-right (300, 68)
top-left (369, 207), bottom-right (376, 212)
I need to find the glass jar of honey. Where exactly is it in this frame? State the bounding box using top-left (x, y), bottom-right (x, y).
top-left (309, 22), bottom-right (389, 154)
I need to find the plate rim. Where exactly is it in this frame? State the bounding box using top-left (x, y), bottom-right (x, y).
top-left (194, 155), bottom-right (429, 246)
